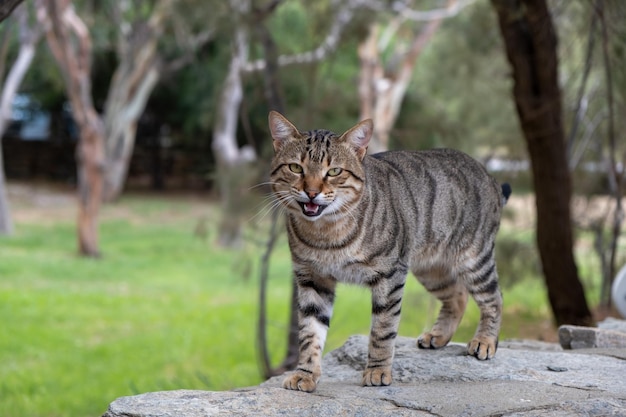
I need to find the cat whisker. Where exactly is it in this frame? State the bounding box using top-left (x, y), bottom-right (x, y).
top-left (249, 181), bottom-right (280, 191)
top-left (248, 192), bottom-right (293, 224)
top-left (250, 198), bottom-right (283, 222)
top-left (335, 197), bottom-right (362, 224)
top-left (249, 193), bottom-right (279, 215)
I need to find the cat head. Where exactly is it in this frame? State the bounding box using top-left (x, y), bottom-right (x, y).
top-left (268, 111), bottom-right (372, 222)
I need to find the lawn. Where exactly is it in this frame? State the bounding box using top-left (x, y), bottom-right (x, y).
top-left (0, 183), bottom-right (596, 417)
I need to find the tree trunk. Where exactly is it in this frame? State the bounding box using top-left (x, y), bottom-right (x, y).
top-left (0, 3), bottom-right (42, 235)
top-left (357, 1), bottom-right (453, 153)
top-left (76, 111), bottom-right (105, 256)
top-left (0, 0), bottom-right (24, 23)
top-left (212, 0), bottom-right (256, 248)
top-left (0, 145), bottom-right (11, 235)
top-left (38, 0), bottom-right (104, 257)
top-left (491, 0), bottom-right (593, 326)
top-left (102, 0), bottom-right (172, 202)
top-left (103, 64), bottom-right (160, 201)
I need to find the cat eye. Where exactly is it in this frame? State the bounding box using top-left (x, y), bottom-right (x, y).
top-left (327, 167), bottom-right (343, 177)
top-left (288, 163), bottom-right (303, 174)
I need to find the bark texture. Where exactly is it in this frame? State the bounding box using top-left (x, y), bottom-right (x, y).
top-left (491, 0), bottom-right (593, 326)
top-left (38, 0), bottom-right (104, 257)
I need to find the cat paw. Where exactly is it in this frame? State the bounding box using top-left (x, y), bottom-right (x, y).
top-left (467, 336), bottom-right (497, 360)
top-left (417, 331), bottom-right (451, 349)
top-left (282, 370), bottom-right (319, 392)
top-left (362, 367), bottom-right (392, 386)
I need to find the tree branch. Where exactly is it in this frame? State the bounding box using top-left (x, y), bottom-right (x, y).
top-left (243, 0), bottom-right (361, 72)
top-left (567, 8), bottom-right (597, 158)
top-left (392, 0), bottom-right (476, 21)
top-left (163, 28), bottom-right (216, 75)
top-left (0, 4), bottom-right (41, 134)
top-left (0, 0), bottom-right (24, 23)
top-left (212, 0), bottom-right (256, 166)
top-left (596, 0), bottom-right (624, 307)
top-left (400, 0), bottom-right (456, 81)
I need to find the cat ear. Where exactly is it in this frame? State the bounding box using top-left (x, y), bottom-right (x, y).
top-left (341, 119), bottom-right (373, 160)
top-left (269, 111), bottom-right (300, 152)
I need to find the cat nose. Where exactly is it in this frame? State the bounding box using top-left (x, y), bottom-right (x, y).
top-left (306, 190), bottom-right (320, 199)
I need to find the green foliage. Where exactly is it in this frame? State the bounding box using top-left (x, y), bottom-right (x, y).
top-left (495, 231), bottom-right (542, 289)
top-left (8, 0), bottom-right (624, 178)
top-left (555, 0), bottom-right (626, 194)
top-left (266, 0), bottom-right (311, 54)
top-left (398, 0), bottom-right (523, 157)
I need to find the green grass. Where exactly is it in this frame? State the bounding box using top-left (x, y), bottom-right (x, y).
top-left (0, 192), bottom-right (586, 417)
top-left (1, 197), bottom-right (279, 416)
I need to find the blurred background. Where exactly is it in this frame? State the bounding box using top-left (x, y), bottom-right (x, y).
top-left (0, 0), bottom-right (624, 416)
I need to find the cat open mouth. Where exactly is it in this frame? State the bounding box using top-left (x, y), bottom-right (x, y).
top-left (299, 202), bottom-right (328, 217)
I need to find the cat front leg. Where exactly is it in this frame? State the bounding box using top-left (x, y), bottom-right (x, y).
top-left (282, 273), bottom-right (336, 392)
top-left (363, 274), bottom-right (406, 387)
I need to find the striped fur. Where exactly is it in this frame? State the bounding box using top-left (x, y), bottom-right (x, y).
top-left (268, 111), bottom-right (510, 392)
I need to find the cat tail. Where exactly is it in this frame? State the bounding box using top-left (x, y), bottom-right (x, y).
top-left (501, 183), bottom-right (512, 205)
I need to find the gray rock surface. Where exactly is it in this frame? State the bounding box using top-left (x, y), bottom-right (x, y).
top-left (599, 317), bottom-right (626, 333)
top-left (102, 335), bottom-right (626, 417)
top-left (559, 324), bottom-right (626, 349)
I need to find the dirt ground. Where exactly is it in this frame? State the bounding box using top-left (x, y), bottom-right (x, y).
top-left (7, 181), bottom-right (214, 226)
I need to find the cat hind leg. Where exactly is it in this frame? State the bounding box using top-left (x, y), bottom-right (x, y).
top-left (467, 283), bottom-right (502, 360)
top-left (464, 250), bottom-right (502, 360)
top-left (416, 276), bottom-right (468, 350)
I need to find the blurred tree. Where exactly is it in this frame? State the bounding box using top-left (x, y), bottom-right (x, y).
top-left (36, 0), bottom-right (218, 255)
top-left (358, 0), bottom-right (470, 153)
top-left (547, 1), bottom-right (625, 311)
top-left (0, 0), bottom-right (23, 23)
top-left (37, 0), bottom-right (105, 257)
top-left (591, 0), bottom-right (624, 310)
top-left (101, 0), bottom-right (174, 201)
top-left (102, 0), bottom-right (217, 201)
top-left (0, 3), bottom-right (41, 235)
top-left (211, 0), bottom-right (256, 247)
top-left (491, 0), bottom-right (593, 326)
top-left (400, 0), bottom-right (522, 157)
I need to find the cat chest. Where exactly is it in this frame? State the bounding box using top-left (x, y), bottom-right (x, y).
top-left (290, 239), bottom-right (358, 267)
top-left (290, 239), bottom-right (390, 285)
top-left (286, 217), bottom-right (409, 283)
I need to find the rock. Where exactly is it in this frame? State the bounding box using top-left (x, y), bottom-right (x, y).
top-left (102, 335), bottom-right (626, 417)
top-left (492, 338), bottom-right (563, 352)
top-left (598, 317), bottom-right (626, 333)
top-left (559, 324), bottom-right (626, 349)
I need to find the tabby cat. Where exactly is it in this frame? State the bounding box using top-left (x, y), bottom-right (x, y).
top-left (268, 111), bottom-right (511, 392)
